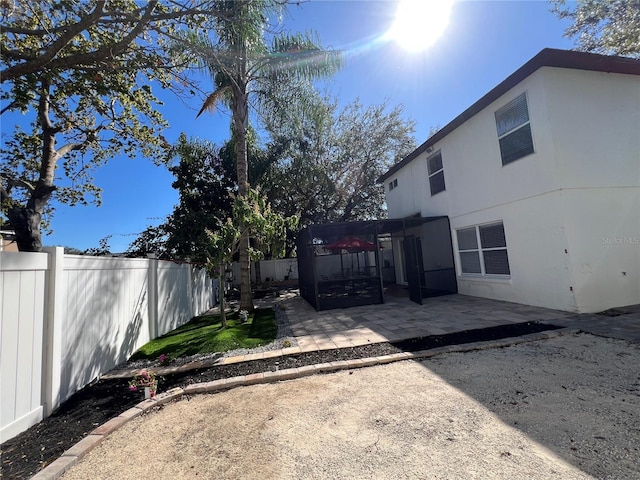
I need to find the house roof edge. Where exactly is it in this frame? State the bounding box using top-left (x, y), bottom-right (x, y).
top-left (378, 48), bottom-right (640, 183)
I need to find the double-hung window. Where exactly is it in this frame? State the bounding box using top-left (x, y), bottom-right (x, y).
top-left (457, 222), bottom-right (510, 276)
top-left (495, 92), bottom-right (534, 165)
top-left (389, 178), bottom-right (398, 191)
top-left (427, 151), bottom-right (445, 195)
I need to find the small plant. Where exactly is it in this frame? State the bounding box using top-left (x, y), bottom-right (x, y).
top-left (158, 353), bottom-right (171, 366)
top-left (239, 309), bottom-right (248, 323)
top-left (128, 370), bottom-right (157, 399)
top-left (282, 339), bottom-right (292, 348)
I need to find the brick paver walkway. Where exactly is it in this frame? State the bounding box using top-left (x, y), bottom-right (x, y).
top-left (282, 293), bottom-right (574, 352)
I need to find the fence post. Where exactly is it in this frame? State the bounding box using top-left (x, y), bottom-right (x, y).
top-left (42, 246), bottom-right (64, 416)
top-left (147, 253), bottom-right (158, 340)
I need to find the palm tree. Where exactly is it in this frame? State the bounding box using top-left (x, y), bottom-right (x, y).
top-left (184, 0), bottom-right (342, 311)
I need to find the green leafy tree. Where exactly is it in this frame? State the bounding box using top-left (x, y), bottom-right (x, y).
top-left (551, 0), bottom-right (640, 57)
top-left (181, 0), bottom-right (342, 311)
top-left (263, 97), bottom-right (416, 252)
top-left (205, 220), bottom-right (237, 328)
top-left (126, 133), bottom-right (235, 261)
top-left (84, 235), bottom-right (112, 256)
top-left (163, 134), bottom-right (235, 262)
top-left (62, 246), bottom-right (85, 255)
top-left (126, 131), bottom-right (273, 261)
top-left (206, 187), bottom-right (297, 326)
top-left (0, 0), bottom-right (227, 251)
top-left (126, 224), bottom-right (171, 259)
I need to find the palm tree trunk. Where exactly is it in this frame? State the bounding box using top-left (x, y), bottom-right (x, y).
top-left (232, 81), bottom-right (254, 312)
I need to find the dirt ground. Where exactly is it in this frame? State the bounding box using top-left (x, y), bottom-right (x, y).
top-left (61, 334), bottom-right (639, 480)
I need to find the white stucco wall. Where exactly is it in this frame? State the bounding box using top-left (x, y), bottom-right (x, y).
top-left (546, 68), bottom-right (640, 312)
top-left (545, 68), bottom-right (640, 191)
top-left (385, 66), bottom-right (640, 313)
top-left (387, 70), bottom-right (559, 219)
top-left (560, 189), bottom-right (640, 313)
top-left (451, 192), bottom-right (577, 312)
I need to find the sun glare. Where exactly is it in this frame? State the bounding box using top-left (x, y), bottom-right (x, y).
top-left (388, 0), bottom-right (454, 52)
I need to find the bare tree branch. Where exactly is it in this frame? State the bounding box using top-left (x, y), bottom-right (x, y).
top-left (0, 1), bottom-right (236, 82)
top-left (1, 2), bottom-right (106, 79)
top-left (0, 175), bottom-right (36, 194)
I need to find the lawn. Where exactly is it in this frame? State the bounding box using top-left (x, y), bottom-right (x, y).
top-left (129, 309), bottom-right (278, 361)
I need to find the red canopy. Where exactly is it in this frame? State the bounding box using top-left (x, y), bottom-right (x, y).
top-left (324, 236), bottom-right (376, 252)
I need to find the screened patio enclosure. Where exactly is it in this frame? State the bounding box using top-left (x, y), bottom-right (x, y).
top-left (296, 217), bottom-right (458, 311)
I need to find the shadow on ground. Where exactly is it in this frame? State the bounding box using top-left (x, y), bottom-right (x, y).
top-left (423, 334), bottom-right (640, 479)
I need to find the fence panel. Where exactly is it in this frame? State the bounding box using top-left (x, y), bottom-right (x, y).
top-left (259, 258), bottom-right (298, 283)
top-left (0, 251), bottom-right (215, 443)
top-left (231, 258), bottom-right (299, 285)
top-left (158, 262), bottom-right (193, 336)
top-left (0, 252), bottom-right (48, 442)
top-left (59, 256), bottom-right (151, 404)
top-left (193, 271), bottom-right (216, 314)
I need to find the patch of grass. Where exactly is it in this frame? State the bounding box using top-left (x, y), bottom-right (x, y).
top-left (129, 309), bottom-right (277, 361)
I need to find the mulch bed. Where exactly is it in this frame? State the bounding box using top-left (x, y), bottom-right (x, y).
top-left (1, 321), bottom-right (560, 479)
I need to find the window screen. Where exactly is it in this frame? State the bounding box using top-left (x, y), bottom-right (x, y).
top-left (457, 222), bottom-right (510, 276)
top-left (460, 252), bottom-right (482, 274)
top-left (457, 227), bottom-right (478, 250)
top-left (495, 93), bottom-right (529, 136)
top-left (427, 152), bottom-right (445, 195)
top-left (429, 171), bottom-right (445, 195)
top-left (427, 152), bottom-right (443, 175)
top-left (479, 223), bottom-right (506, 248)
top-left (499, 124), bottom-right (534, 165)
top-left (483, 250), bottom-right (510, 275)
top-left (495, 93), bottom-right (534, 165)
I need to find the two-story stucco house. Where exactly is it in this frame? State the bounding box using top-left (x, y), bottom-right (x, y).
top-left (379, 48), bottom-right (640, 314)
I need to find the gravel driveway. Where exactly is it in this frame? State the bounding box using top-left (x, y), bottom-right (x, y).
top-left (61, 334), bottom-right (639, 479)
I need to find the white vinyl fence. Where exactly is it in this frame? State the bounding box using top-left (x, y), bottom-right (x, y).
top-left (0, 248), bottom-right (216, 443)
top-left (231, 258), bottom-right (298, 286)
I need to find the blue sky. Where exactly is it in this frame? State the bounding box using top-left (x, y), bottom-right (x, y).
top-left (29, 0), bottom-right (574, 252)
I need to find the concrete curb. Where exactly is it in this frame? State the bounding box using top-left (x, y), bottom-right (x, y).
top-left (29, 327), bottom-right (579, 480)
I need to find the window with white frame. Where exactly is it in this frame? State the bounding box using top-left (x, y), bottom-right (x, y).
top-left (495, 92), bottom-right (534, 165)
top-left (388, 178), bottom-right (398, 191)
top-left (457, 222), bottom-right (510, 276)
top-left (427, 151), bottom-right (445, 195)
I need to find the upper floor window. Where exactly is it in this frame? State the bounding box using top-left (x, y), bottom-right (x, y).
top-left (388, 178), bottom-right (398, 191)
top-left (457, 222), bottom-right (510, 276)
top-left (427, 151), bottom-right (445, 196)
top-left (495, 92), bottom-right (534, 165)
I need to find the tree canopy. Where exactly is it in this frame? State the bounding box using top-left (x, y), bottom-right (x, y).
top-left (551, 0), bottom-right (640, 57)
top-left (263, 97), bottom-right (416, 242)
top-left (0, 0), bottom-right (224, 251)
top-left (126, 133), bottom-right (234, 262)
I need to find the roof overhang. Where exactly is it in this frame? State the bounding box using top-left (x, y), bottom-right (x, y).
top-left (378, 48), bottom-right (640, 184)
top-left (300, 216), bottom-right (450, 242)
